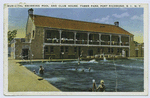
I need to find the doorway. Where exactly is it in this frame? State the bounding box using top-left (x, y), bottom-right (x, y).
top-left (88, 49), bottom-right (93, 56)
top-left (126, 50), bottom-right (129, 57)
top-left (22, 49), bottom-right (29, 59)
top-left (136, 50), bottom-right (138, 57)
top-left (78, 47), bottom-right (81, 57)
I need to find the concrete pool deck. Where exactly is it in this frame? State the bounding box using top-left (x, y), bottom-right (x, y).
top-left (8, 58), bottom-right (60, 92)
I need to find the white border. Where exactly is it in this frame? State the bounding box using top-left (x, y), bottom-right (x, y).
top-left (2, 1), bottom-right (149, 97)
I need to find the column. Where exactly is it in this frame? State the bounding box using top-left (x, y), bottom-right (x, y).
top-left (129, 36), bottom-right (130, 57)
top-left (87, 32), bottom-right (90, 45)
top-left (110, 34), bottom-right (112, 45)
top-left (59, 30), bottom-right (62, 44)
top-left (119, 35), bottom-right (121, 46)
top-left (42, 44), bottom-right (45, 59)
top-left (99, 33), bottom-right (101, 45)
top-left (74, 32), bottom-right (76, 44)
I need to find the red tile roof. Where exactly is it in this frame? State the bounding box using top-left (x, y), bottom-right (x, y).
top-left (30, 15), bottom-right (133, 36)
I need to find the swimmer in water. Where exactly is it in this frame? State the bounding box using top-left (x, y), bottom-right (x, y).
top-left (33, 70), bottom-right (36, 74)
top-left (75, 67), bottom-right (77, 71)
top-left (82, 69), bottom-right (84, 72)
top-left (89, 67), bottom-right (91, 72)
top-left (97, 80), bottom-right (105, 92)
top-left (39, 65), bottom-right (44, 74)
top-left (78, 62), bottom-right (80, 65)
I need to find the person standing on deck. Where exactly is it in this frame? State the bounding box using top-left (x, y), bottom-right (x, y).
top-left (96, 80), bottom-right (105, 92)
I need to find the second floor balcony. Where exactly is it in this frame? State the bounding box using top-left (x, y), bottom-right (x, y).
top-left (44, 29), bottom-right (130, 46)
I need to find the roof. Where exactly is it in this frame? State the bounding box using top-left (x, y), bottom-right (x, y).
top-left (30, 15), bottom-right (133, 36)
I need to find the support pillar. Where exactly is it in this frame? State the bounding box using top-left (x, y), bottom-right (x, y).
top-left (119, 35), bottom-right (122, 46)
top-left (87, 32), bottom-right (90, 45)
top-left (59, 30), bottom-right (62, 44)
top-left (99, 33), bottom-right (101, 45)
top-left (42, 44), bottom-right (45, 59)
top-left (110, 34), bottom-right (112, 45)
top-left (129, 36), bottom-right (130, 57)
top-left (74, 32), bottom-right (76, 44)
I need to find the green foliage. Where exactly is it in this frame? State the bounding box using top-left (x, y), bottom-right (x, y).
top-left (8, 30), bottom-right (17, 44)
top-left (133, 41), bottom-right (139, 46)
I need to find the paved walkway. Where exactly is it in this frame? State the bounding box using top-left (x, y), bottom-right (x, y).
top-left (8, 59), bottom-right (60, 92)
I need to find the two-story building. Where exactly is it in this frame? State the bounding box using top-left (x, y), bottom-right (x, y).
top-left (11, 8), bottom-right (136, 59)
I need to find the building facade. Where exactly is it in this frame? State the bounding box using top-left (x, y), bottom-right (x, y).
top-left (11, 9), bottom-right (137, 60)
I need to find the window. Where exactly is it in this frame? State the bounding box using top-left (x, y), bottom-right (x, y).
top-left (21, 38), bottom-right (25, 42)
top-left (47, 32), bottom-right (51, 38)
top-left (33, 30), bottom-right (35, 38)
top-left (74, 47), bottom-right (77, 52)
top-left (50, 47), bottom-right (54, 52)
top-left (65, 47), bottom-right (68, 52)
top-left (117, 48), bottom-right (122, 53)
top-left (117, 48), bottom-right (120, 53)
top-left (44, 46), bottom-right (48, 52)
top-left (89, 34), bottom-right (92, 40)
top-left (108, 48), bottom-right (111, 53)
top-left (120, 48), bottom-right (122, 53)
top-left (76, 33), bottom-right (80, 40)
top-left (111, 48), bottom-right (114, 53)
top-left (62, 33), bottom-right (67, 38)
top-left (100, 48), bottom-right (104, 53)
top-left (61, 47), bottom-right (64, 52)
top-left (98, 48), bottom-right (100, 52)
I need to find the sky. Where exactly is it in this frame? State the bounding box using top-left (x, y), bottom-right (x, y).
top-left (8, 8), bottom-right (143, 43)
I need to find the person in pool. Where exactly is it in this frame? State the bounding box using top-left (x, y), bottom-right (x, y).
top-left (81, 69), bottom-right (84, 72)
top-left (96, 80), bottom-right (105, 92)
top-left (75, 67), bottom-right (78, 71)
top-left (89, 67), bottom-right (91, 72)
top-left (33, 69), bottom-right (36, 74)
top-left (39, 65), bottom-right (44, 74)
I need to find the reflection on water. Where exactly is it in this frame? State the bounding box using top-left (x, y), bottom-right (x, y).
top-left (22, 58), bottom-right (144, 92)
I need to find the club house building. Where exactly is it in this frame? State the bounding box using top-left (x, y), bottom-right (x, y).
top-left (11, 9), bottom-right (135, 60)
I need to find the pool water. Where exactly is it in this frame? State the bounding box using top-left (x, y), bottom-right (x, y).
top-left (22, 58), bottom-right (144, 92)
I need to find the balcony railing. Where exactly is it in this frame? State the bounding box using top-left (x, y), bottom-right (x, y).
top-left (101, 41), bottom-right (110, 45)
top-left (122, 42), bottom-right (129, 46)
top-left (61, 38), bottom-right (74, 44)
top-left (44, 38), bottom-right (129, 46)
top-left (45, 38), bottom-right (60, 43)
top-left (76, 40), bottom-right (87, 44)
top-left (89, 40), bottom-right (99, 45)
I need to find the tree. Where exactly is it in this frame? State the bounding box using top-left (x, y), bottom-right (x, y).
top-left (8, 30), bottom-right (17, 44)
top-left (133, 41), bottom-right (139, 46)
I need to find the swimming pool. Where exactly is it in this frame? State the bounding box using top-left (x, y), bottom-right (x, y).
top-left (22, 58), bottom-right (144, 92)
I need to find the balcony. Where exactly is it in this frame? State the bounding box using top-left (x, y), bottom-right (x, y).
top-left (44, 29), bottom-right (129, 47)
top-left (61, 38), bottom-right (74, 44)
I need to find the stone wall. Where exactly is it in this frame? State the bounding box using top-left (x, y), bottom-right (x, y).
top-left (30, 26), bottom-right (44, 59)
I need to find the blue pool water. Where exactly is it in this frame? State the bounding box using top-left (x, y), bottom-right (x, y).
top-left (22, 58), bottom-right (144, 92)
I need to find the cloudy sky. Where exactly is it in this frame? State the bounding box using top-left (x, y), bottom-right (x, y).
top-left (8, 8), bottom-right (143, 43)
